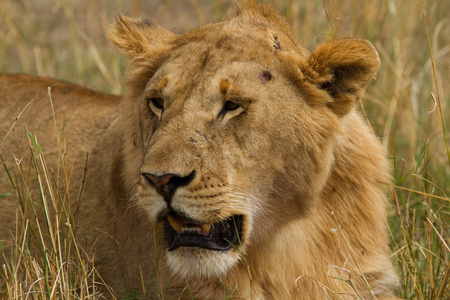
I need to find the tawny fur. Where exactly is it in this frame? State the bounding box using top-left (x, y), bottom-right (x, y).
top-left (0, 1), bottom-right (399, 299)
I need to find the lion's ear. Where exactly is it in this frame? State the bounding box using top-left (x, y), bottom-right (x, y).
top-left (108, 14), bottom-right (176, 59)
top-left (304, 38), bottom-right (380, 117)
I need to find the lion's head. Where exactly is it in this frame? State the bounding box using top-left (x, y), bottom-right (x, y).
top-left (109, 1), bottom-right (381, 280)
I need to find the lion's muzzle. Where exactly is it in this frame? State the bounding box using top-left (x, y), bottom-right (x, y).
top-left (142, 170), bottom-right (244, 251)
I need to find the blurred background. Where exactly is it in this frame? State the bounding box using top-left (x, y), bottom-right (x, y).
top-left (1, 1), bottom-right (449, 298)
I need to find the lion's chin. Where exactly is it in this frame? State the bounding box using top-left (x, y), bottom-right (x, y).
top-left (167, 247), bottom-right (242, 278)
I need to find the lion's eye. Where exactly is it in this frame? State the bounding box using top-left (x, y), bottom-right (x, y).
top-left (149, 97), bottom-right (164, 111)
top-left (223, 100), bottom-right (242, 112)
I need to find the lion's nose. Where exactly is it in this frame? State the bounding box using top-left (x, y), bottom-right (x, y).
top-left (142, 171), bottom-right (195, 205)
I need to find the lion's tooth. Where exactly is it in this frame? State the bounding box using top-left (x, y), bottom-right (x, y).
top-left (167, 215), bottom-right (182, 233)
top-left (202, 224), bottom-right (212, 235)
top-left (181, 227), bottom-right (201, 234)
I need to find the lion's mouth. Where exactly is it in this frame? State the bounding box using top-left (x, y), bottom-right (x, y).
top-left (165, 213), bottom-right (243, 251)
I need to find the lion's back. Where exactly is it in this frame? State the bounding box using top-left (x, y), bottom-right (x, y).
top-left (0, 74), bottom-right (121, 248)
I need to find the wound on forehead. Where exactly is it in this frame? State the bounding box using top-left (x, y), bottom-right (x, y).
top-left (272, 35), bottom-right (281, 50)
top-left (259, 71), bottom-right (273, 84)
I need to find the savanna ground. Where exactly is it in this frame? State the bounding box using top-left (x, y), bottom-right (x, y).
top-left (0, 0), bottom-right (449, 299)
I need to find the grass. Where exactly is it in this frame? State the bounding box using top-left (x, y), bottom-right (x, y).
top-left (0, 0), bottom-right (449, 299)
top-left (0, 128), bottom-right (107, 298)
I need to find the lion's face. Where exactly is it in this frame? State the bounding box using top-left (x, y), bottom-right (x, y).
top-left (135, 50), bottom-right (339, 277)
top-left (109, 5), bottom-right (380, 279)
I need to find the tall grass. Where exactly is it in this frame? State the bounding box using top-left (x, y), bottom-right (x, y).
top-left (0, 126), bottom-right (108, 298)
top-left (0, 0), bottom-right (449, 299)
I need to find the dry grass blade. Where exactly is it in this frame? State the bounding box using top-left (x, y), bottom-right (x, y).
top-left (391, 184), bottom-right (449, 202)
top-left (0, 98), bottom-right (35, 148)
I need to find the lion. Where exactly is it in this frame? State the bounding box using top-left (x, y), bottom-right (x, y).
top-left (0, 1), bottom-right (399, 299)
